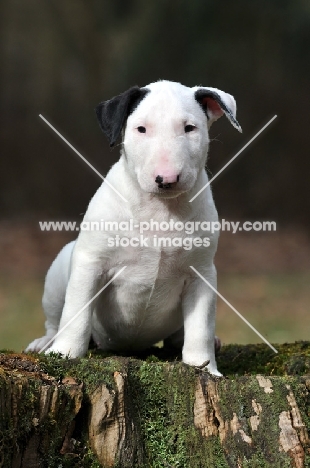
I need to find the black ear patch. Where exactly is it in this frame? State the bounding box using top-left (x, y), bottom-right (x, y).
top-left (95, 86), bottom-right (149, 147)
top-left (195, 89), bottom-right (242, 132)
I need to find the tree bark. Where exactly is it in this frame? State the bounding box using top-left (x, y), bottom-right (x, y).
top-left (0, 343), bottom-right (309, 467)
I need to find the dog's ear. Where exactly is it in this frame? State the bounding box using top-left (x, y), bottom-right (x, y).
top-left (194, 87), bottom-right (242, 132)
top-left (95, 86), bottom-right (149, 147)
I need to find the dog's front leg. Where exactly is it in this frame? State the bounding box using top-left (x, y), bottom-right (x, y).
top-left (182, 266), bottom-right (222, 376)
top-left (46, 252), bottom-right (101, 358)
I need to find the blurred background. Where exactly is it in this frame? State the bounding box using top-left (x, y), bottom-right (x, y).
top-left (1, 0), bottom-right (309, 352)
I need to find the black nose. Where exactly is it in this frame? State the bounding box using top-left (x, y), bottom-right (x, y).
top-left (155, 174), bottom-right (180, 189)
top-left (155, 175), bottom-right (163, 184)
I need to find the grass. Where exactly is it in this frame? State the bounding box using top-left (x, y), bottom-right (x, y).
top-left (0, 275), bottom-right (45, 351)
top-left (0, 272), bottom-right (309, 352)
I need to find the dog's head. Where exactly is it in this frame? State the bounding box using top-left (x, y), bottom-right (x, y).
top-left (96, 80), bottom-right (241, 198)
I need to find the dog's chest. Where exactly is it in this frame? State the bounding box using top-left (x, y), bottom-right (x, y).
top-left (105, 242), bottom-right (192, 303)
top-left (99, 202), bottom-right (210, 312)
top-left (95, 243), bottom-right (192, 338)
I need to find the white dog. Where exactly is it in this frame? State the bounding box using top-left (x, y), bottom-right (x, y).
top-left (26, 80), bottom-right (241, 376)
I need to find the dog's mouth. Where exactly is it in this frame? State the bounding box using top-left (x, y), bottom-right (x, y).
top-left (137, 173), bottom-right (190, 198)
top-left (153, 175), bottom-right (185, 197)
top-left (153, 187), bottom-right (186, 199)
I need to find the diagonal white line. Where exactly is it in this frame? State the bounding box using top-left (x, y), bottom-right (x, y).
top-left (189, 115), bottom-right (277, 202)
top-left (39, 114), bottom-right (128, 203)
top-left (38, 266), bottom-right (127, 353)
top-left (190, 266), bottom-right (278, 353)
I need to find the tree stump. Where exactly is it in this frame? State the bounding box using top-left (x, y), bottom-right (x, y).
top-left (0, 342), bottom-right (309, 467)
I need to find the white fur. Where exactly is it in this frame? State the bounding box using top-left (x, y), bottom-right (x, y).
top-left (26, 80), bottom-right (240, 376)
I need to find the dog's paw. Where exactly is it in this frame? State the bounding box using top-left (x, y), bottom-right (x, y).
top-left (183, 353), bottom-right (223, 377)
top-left (205, 367), bottom-right (223, 377)
top-left (183, 360), bottom-right (223, 377)
top-left (45, 341), bottom-right (85, 358)
top-left (45, 344), bottom-right (69, 358)
top-left (196, 361), bottom-right (223, 377)
top-left (25, 336), bottom-right (54, 353)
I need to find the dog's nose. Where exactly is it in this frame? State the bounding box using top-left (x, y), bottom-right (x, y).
top-left (155, 174), bottom-right (180, 189)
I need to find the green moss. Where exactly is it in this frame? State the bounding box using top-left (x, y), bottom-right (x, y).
top-left (128, 361), bottom-right (228, 468)
top-left (42, 442), bottom-right (102, 468)
top-left (289, 377), bottom-right (310, 466)
top-left (217, 375), bottom-right (299, 467)
top-left (242, 452), bottom-right (284, 468)
top-left (38, 352), bottom-right (126, 392)
top-left (216, 341), bottom-right (310, 376)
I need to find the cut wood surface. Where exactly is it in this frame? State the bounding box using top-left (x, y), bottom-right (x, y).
top-left (0, 342), bottom-right (310, 467)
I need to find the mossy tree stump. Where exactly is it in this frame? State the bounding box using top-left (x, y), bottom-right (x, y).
top-left (0, 343), bottom-right (310, 467)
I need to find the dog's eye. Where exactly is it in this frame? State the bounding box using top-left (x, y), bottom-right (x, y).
top-left (137, 126), bottom-right (146, 133)
top-left (184, 124), bottom-right (196, 133)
